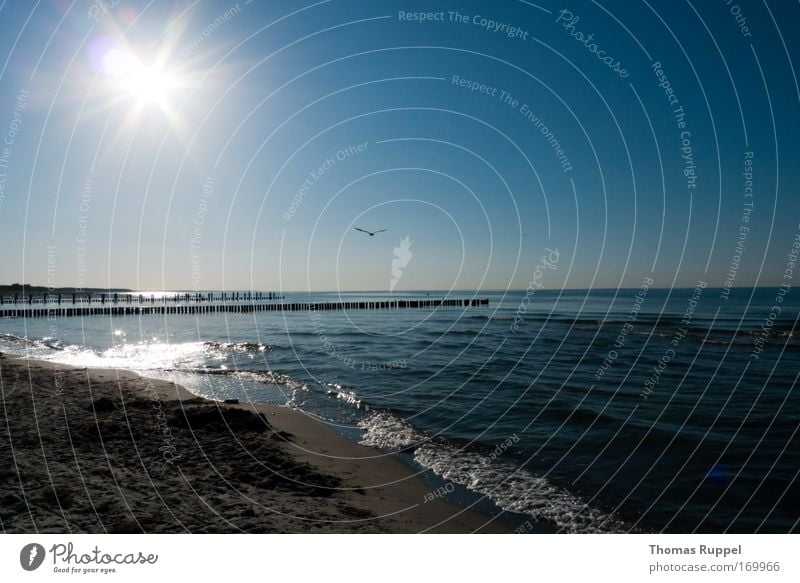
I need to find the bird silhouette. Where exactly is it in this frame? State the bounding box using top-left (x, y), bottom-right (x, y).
top-left (354, 227), bottom-right (388, 237)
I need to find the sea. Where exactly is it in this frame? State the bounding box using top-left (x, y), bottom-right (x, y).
top-left (1, 286), bottom-right (798, 533)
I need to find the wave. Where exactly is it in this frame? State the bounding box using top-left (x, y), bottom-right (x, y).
top-left (203, 340), bottom-right (271, 353)
top-left (324, 382), bottom-right (364, 409)
top-left (0, 332), bottom-right (74, 359)
top-left (701, 338), bottom-right (747, 346)
top-left (474, 312), bottom-right (799, 337)
top-left (163, 366), bottom-right (309, 392)
top-left (630, 330), bottom-right (673, 338)
top-left (358, 412), bottom-right (419, 450)
top-left (357, 412), bottom-right (629, 533)
top-left (0, 332), bottom-right (40, 348)
top-left (441, 328), bottom-right (484, 337)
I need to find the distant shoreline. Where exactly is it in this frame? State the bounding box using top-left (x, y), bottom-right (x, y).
top-left (0, 284), bottom-right (131, 295)
top-left (2, 284), bottom-right (784, 295)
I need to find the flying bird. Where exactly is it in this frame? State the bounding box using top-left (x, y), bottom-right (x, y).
top-left (354, 227), bottom-right (388, 237)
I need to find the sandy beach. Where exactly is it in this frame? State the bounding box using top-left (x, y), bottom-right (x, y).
top-left (0, 352), bottom-right (531, 533)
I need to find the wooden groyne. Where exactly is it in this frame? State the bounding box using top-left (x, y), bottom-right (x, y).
top-left (0, 291), bottom-right (282, 305)
top-left (0, 298), bottom-right (489, 318)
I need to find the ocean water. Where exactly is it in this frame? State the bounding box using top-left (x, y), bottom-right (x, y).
top-left (1, 287), bottom-right (798, 533)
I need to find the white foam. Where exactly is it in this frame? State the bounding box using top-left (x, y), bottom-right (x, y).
top-left (326, 386), bottom-right (363, 408)
top-left (358, 412), bottom-right (419, 451)
top-left (229, 369), bottom-right (308, 392)
top-left (415, 445), bottom-right (628, 533)
top-left (358, 411), bottom-right (629, 533)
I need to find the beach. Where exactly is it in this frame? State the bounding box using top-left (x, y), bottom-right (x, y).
top-left (1, 286), bottom-right (797, 533)
top-left (0, 352), bottom-right (518, 533)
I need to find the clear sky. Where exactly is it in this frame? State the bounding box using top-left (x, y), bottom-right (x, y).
top-left (0, 0), bottom-right (797, 292)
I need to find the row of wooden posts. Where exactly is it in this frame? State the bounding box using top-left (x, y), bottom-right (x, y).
top-left (0, 291), bottom-right (282, 305)
top-left (0, 298), bottom-right (489, 318)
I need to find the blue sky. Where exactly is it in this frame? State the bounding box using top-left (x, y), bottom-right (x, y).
top-left (0, 0), bottom-right (797, 292)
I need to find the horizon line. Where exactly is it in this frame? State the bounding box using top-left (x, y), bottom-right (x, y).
top-left (0, 283), bottom-right (787, 293)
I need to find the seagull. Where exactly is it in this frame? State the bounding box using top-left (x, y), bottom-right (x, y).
top-left (354, 227), bottom-right (388, 237)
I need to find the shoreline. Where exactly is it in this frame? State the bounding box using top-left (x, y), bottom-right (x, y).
top-left (0, 352), bottom-right (554, 533)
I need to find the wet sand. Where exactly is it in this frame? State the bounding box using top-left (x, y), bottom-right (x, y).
top-left (0, 353), bottom-right (541, 533)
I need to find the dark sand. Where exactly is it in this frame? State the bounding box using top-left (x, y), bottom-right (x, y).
top-left (0, 353), bottom-right (535, 533)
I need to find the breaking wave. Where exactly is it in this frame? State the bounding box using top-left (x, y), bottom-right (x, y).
top-left (358, 412), bottom-right (629, 533)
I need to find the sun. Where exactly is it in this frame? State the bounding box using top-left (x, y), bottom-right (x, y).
top-left (86, 34), bottom-right (196, 143)
top-left (102, 48), bottom-right (175, 109)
